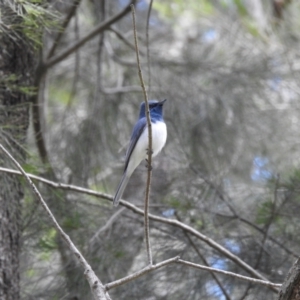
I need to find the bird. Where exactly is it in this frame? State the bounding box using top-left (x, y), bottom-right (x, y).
top-left (113, 99), bottom-right (167, 206)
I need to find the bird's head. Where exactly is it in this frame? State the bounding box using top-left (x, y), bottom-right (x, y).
top-left (139, 99), bottom-right (167, 120)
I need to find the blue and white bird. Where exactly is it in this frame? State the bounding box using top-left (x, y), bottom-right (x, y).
top-left (113, 99), bottom-right (167, 206)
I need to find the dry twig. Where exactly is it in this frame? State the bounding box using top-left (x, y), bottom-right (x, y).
top-left (131, 4), bottom-right (153, 265)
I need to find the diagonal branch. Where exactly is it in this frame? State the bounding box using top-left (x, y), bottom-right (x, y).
top-left (177, 260), bottom-right (281, 289)
top-left (47, 0), bottom-right (82, 59)
top-left (105, 256), bottom-right (180, 290)
top-left (0, 145), bottom-right (110, 300)
top-left (89, 207), bottom-right (125, 246)
top-left (45, 0), bottom-right (137, 69)
top-left (109, 27), bottom-right (140, 53)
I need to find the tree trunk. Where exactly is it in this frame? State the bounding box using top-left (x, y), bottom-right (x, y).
top-left (0, 2), bottom-right (35, 299)
top-left (278, 258), bottom-right (300, 300)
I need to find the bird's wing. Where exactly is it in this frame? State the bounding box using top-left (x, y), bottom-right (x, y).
top-left (124, 117), bottom-right (147, 171)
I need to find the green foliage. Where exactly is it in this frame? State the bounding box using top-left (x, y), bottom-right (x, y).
top-left (284, 168), bottom-right (300, 191)
top-left (23, 191), bottom-right (34, 205)
top-left (38, 227), bottom-right (57, 252)
top-left (62, 212), bottom-right (81, 231)
top-left (242, 19), bottom-right (260, 37)
top-left (233, 0), bottom-right (248, 17)
top-left (6, 1), bottom-right (59, 47)
top-left (168, 196), bottom-right (181, 209)
top-left (26, 269), bottom-right (36, 278)
top-left (18, 85), bottom-right (37, 96)
top-left (168, 196), bottom-right (192, 213)
top-left (0, 73), bottom-right (37, 96)
top-left (49, 84), bottom-right (78, 106)
top-left (256, 200), bottom-right (273, 225)
top-left (190, 217), bottom-right (203, 230)
top-left (153, 0), bottom-right (214, 20)
top-left (114, 249), bottom-right (125, 258)
top-left (276, 169), bottom-right (300, 207)
top-left (22, 163), bottom-right (40, 175)
top-left (21, 2), bottom-right (57, 46)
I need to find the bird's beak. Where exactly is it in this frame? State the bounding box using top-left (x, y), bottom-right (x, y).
top-left (159, 99), bottom-right (167, 105)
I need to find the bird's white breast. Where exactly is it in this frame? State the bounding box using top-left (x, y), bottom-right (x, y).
top-left (126, 121), bottom-right (167, 175)
top-left (148, 121), bottom-right (167, 157)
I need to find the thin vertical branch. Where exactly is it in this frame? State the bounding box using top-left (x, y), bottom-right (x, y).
top-left (131, 4), bottom-right (152, 265)
top-left (65, 12), bottom-right (80, 111)
top-left (146, 0), bottom-right (153, 97)
top-left (254, 174), bottom-right (280, 270)
top-left (94, 0), bottom-right (105, 101)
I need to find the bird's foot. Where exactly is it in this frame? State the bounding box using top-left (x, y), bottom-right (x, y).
top-left (145, 159), bottom-right (153, 171)
top-left (146, 148), bottom-right (153, 155)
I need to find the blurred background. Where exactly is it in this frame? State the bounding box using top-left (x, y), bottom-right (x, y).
top-left (18, 0), bottom-right (300, 299)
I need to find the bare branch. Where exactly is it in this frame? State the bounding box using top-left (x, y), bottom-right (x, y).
top-left (104, 39), bottom-right (140, 66)
top-left (255, 174), bottom-right (280, 269)
top-left (89, 207), bottom-right (126, 246)
top-left (109, 26), bottom-right (142, 54)
top-left (0, 146), bottom-right (110, 300)
top-left (31, 58), bottom-right (49, 166)
top-left (44, 0), bottom-right (137, 69)
top-left (177, 259), bottom-right (281, 289)
top-left (146, 0), bottom-right (153, 96)
top-left (47, 0), bottom-right (82, 59)
top-left (131, 4), bottom-right (152, 266)
top-left (105, 256), bottom-right (180, 291)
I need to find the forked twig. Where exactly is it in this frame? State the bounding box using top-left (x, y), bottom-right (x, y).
top-left (131, 4), bottom-right (153, 265)
top-left (106, 256), bottom-right (179, 290)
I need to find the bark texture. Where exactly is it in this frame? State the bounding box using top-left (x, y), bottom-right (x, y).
top-left (0, 2), bottom-right (35, 299)
top-left (278, 258), bottom-right (300, 300)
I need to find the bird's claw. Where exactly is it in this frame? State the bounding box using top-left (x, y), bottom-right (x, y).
top-left (145, 159), bottom-right (153, 171)
top-left (146, 148), bottom-right (153, 155)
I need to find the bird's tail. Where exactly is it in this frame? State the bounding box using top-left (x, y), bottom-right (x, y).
top-left (113, 171), bottom-right (130, 207)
